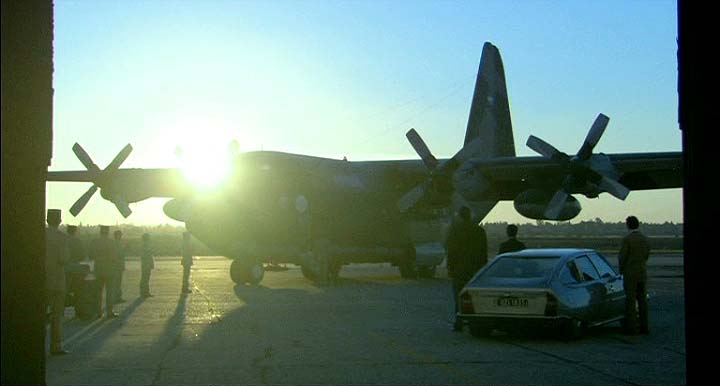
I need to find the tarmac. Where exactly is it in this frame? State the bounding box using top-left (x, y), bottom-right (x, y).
top-left (46, 253), bottom-right (686, 385)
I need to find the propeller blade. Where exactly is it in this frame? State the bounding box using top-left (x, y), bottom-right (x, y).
top-left (527, 135), bottom-right (563, 160)
top-left (397, 180), bottom-right (430, 212)
top-left (544, 189), bottom-right (569, 220)
top-left (113, 199), bottom-right (133, 218)
top-left (406, 129), bottom-right (438, 170)
top-left (577, 113), bottom-right (609, 160)
top-left (69, 185), bottom-right (99, 217)
top-left (597, 174), bottom-right (630, 200)
top-left (72, 143), bottom-right (100, 172)
top-left (105, 144), bottom-right (133, 171)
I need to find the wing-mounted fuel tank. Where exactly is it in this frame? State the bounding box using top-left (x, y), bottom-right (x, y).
top-left (513, 189), bottom-right (581, 221)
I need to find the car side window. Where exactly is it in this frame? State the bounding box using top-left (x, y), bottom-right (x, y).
top-left (574, 255), bottom-right (600, 282)
top-left (559, 262), bottom-right (581, 285)
top-left (588, 253), bottom-right (617, 278)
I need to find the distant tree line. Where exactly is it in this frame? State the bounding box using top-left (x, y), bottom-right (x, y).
top-left (66, 219), bottom-right (683, 257)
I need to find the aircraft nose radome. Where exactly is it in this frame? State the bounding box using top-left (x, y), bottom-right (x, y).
top-left (163, 199), bottom-right (191, 222)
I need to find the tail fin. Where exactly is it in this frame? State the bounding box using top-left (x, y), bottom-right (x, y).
top-left (463, 42), bottom-right (515, 157)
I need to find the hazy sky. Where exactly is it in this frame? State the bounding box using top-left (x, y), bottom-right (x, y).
top-left (47, 0), bottom-right (682, 226)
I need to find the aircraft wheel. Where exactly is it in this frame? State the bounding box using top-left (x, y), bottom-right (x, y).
top-left (246, 260), bottom-right (265, 285)
top-left (230, 259), bottom-right (244, 284)
top-left (230, 259), bottom-right (265, 285)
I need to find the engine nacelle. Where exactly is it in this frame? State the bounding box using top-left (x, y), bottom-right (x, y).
top-left (513, 189), bottom-right (581, 221)
top-left (452, 162), bottom-right (489, 200)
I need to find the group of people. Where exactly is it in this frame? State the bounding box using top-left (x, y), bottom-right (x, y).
top-left (444, 206), bottom-right (650, 336)
top-left (44, 209), bottom-right (195, 356)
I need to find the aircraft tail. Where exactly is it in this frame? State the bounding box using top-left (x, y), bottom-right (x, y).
top-left (463, 42), bottom-right (515, 157)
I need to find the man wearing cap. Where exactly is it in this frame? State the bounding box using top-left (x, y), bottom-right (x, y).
top-left (90, 226), bottom-right (119, 318)
top-left (45, 209), bottom-right (70, 355)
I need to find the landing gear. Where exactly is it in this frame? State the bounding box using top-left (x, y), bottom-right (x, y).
top-left (230, 258), bottom-right (265, 285)
top-left (301, 241), bottom-right (342, 285)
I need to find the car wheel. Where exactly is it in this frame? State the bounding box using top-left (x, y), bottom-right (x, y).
top-left (563, 318), bottom-right (584, 340)
top-left (469, 322), bottom-right (493, 338)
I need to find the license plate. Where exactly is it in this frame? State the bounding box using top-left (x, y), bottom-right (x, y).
top-left (496, 297), bottom-right (529, 307)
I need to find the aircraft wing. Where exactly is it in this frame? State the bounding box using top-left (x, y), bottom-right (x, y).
top-left (465, 151), bottom-right (682, 200)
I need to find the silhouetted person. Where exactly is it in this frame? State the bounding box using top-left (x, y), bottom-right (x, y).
top-left (140, 233), bottom-right (155, 298)
top-left (45, 209), bottom-right (70, 355)
top-left (498, 224), bottom-right (526, 254)
top-left (66, 225), bottom-right (86, 263)
top-left (91, 226), bottom-right (118, 318)
top-left (619, 215), bottom-right (650, 335)
top-left (113, 230), bottom-right (127, 303)
top-left (181, 232), bottom-right (193, 294)
top-left (444, 206), bottom-right (488, 331)
top-left (64, 225), bottom-right (88, 308)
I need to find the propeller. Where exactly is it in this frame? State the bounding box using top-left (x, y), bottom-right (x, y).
top-left (68, 143), bottom-right (134, 218)
top-left (526, 113), bottom-right (630, 219)
top-left (397, 129), bottom-right (483, 213)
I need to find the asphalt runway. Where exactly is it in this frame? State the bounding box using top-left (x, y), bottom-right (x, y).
top-left (46, 254), bottom-right (686, 385)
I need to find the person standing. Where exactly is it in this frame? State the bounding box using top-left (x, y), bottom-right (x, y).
top-left (91, 226), bottom-right (118, 318)
top-left (45, 209), bottom-right (70, 355)
top-left (444, 206), bottom-right (488, 331)
top-left (498, 224), bottom-right (526, 254)
top-left (66, 225), bottom-right (86, 263)
top-left (139, 233), bottom-right (155, 298)
top-left (113, 230), bottom-right (127, 303)
top-left (64, 225), bottom-right (87, 306)
top-left (618, 215), bottom-right (651, 335)
top-left (181, 232), bottom-right (193, 294)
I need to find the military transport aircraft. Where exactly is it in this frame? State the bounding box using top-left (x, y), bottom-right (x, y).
top-left (47, 42), bottom-right (682, 286)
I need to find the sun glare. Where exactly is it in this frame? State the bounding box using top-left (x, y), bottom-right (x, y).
top-left (180, 148), bottom-right (232, 190)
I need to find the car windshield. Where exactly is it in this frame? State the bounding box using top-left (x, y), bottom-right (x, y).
top-left (481, 256), bottom-right (560, 279)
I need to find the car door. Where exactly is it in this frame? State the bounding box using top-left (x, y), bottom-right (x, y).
top-left (572, 255), bottom-right (606, 322)
top-left (588, 252), bottom-right (625, 320)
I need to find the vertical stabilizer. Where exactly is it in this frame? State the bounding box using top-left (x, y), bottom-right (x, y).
top-left (463, 42), bottom-right (515, 157)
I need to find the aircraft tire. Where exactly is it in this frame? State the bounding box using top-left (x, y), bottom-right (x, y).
top-left (230, 259), bottom-right (244, 284)
top-left (230, 259), bottom-right (265, 285)
top-left (246, 260), bottom-right (265, 285)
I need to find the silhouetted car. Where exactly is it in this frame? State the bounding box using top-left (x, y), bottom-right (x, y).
top-left (458, 248), bottom-right (625, 339)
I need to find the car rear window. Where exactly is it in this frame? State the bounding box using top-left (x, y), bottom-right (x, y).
top-left (481, 256), bottom-right (560, 279)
